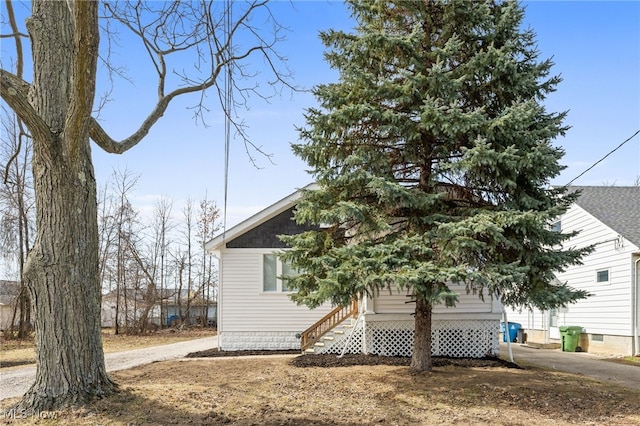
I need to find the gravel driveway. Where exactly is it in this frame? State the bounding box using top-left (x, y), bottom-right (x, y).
top-left (0, 335), bottom-right (218, 401)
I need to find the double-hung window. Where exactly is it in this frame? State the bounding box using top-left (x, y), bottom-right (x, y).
top-left (263, 254), bottom-right (298, 292)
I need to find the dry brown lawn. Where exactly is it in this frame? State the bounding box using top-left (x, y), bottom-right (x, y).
top-left (2, 354), bottom-right (639, 425)
top-left (0, 328), bottom-right (216, 368)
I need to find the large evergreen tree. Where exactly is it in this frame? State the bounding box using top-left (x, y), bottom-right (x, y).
top-left (280, 0), bottom-right (591, 371)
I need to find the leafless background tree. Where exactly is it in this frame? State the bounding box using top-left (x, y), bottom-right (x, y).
top-left (0, 106), bottom-right (35, 338)
top-left (1, 0), bottom-right (292, 410)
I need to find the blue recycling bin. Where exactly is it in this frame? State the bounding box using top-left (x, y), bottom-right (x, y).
top-left (500, 322), bottom-right (521, 342)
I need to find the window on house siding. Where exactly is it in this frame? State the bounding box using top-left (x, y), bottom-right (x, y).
top-left (263, 254), bottom-right (278, 292)
top-left (596, 269), bottom-right (610, 284)
top-left (281, 260), bottom-right (299, 292)
top-left (263, 254), bottom-right (297, 292)
top-left (549, 309), bottom-right (558, 327)
top-left (550, 221), bottom-right (561, 232)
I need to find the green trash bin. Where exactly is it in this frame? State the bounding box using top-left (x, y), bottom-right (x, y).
top-left (559, 325), bottom-right (582, 352)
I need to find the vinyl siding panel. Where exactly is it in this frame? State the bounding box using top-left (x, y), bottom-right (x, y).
top-left (373, 284), bottom-right (498, 315)
top-left (219, 249), bottom-right (334, 333)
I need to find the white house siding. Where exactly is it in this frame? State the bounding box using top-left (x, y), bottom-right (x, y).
top-left (0, 304), bottom-right (14, 330)
top-left (218, 248), bottom-right (334, 350)
top-left (505, 204), bottom-right (639, 355)
top-left (372, 283), bottom-right (500, 316)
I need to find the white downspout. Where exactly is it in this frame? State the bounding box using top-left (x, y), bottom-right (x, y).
top-left (633, 255), bottom-right (640, 356)
top-left (501, 305), bottom-right (514, 363)
top-left (495, 291), bottom-right (514, 363)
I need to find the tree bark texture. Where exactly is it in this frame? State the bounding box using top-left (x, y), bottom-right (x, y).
top-left (410, 298), bottom-right (433, 372)
top-left (17, 1), bottom-right (116, 410)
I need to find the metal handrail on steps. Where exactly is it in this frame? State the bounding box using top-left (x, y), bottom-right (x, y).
top-left (299, 299), bottom-right (358, 351)
top-left (338, 309), bottom-right (364, 358)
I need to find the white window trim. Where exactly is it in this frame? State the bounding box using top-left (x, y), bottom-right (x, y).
top-left (595, 268), bottom-right (610, 284)
top-left (261, 254), bottom-right (295, 293)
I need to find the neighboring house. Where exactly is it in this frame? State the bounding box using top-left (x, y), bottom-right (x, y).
top-left (101, 288), bottom-right (217, 328)
top-left (101, 289), bottom-right (152, 328)
top-left (506, 186), bottom-right (640, 356)
top-left (206, 184), bottom-right (502, 357)
top-left (164, 289), bottom-right (217, 326)
top-left (0, 280), bottom-right (21, 331)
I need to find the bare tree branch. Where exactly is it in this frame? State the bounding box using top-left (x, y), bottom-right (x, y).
top-left (90, 0), bottom-right (296, 160)
top-left (0, 70), bottom-right (50, 142)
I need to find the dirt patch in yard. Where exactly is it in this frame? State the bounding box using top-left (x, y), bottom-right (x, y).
top-left (291, 353), bottom-right (521, 369)
top-left (187, 348), bottom-right (521, 369)
top-left (186, 348), bottom-right (300, 358)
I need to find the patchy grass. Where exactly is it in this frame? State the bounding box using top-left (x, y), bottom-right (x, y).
top-left (0, 328), bottom-right (216, 368)
top-left (0, 339), bottom-right (35, 368)
top-left (100, 327), bottom-right (216, 352)
top-left (1, 355), bottom-right (639, 425)
top-left (609, 356), bottom-right (640, 366)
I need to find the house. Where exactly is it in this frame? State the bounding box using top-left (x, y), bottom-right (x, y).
top-left (206, 184), bottom-right (502, 357)
top-left (163, 289), bottom-right (217, 327)
top-left (101, 289), bottom-right (153, 329)
top-left (0, 280), bottom-right (22, 331)
top-left (506, 186), bottom-right (640, 356)
top-left (101, 288), bottom-right (217, 328)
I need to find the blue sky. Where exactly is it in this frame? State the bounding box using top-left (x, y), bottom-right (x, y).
top-left (3, 1), bottom-right (640, 230)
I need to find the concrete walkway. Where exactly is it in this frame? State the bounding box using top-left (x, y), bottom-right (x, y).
top-left (501, 342), bottom-right (640, 391)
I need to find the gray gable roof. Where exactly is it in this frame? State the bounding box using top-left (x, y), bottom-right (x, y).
top-left (569, 186), bottom-right (640, 247)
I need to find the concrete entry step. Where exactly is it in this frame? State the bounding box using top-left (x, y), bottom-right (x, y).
top-left (523, 342), bottom-right (561, 350)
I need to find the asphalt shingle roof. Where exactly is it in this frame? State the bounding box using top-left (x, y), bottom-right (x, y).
top-left (569, 186), bottom-right (640, 248)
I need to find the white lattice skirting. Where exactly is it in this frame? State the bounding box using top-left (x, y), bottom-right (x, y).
top-left (317, 319), bottom-right (500, 358)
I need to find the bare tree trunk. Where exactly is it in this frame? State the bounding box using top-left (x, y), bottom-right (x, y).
top-left (410, 298), bottom-right (433, 372)
top-left (160, 230), bottom-right (166, 327)
top-left (18, 284), bottom-right (30, 337)
top-left (8, 284), bottom-right (26, 337)
top-left (17, 157), bottom-right (31, 338)
top-left (18, 1), bottom-right (115, 410)
top-left (1, 110), bottom-right (33, 339)
top-left (125, 236), bottom-right (158, 333)
top-left (176, 255), bottom-right (185, 326)
top-left (115, 273), bottom-right (121, 335)
top-left (197, 198), bottom-right (220, 327)
top-left (201, 258), bottom-right (207, 326)
top-left (123, 274), bottom-right (129, 330)
top-left (183, 200), bottom-right (193, 325)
